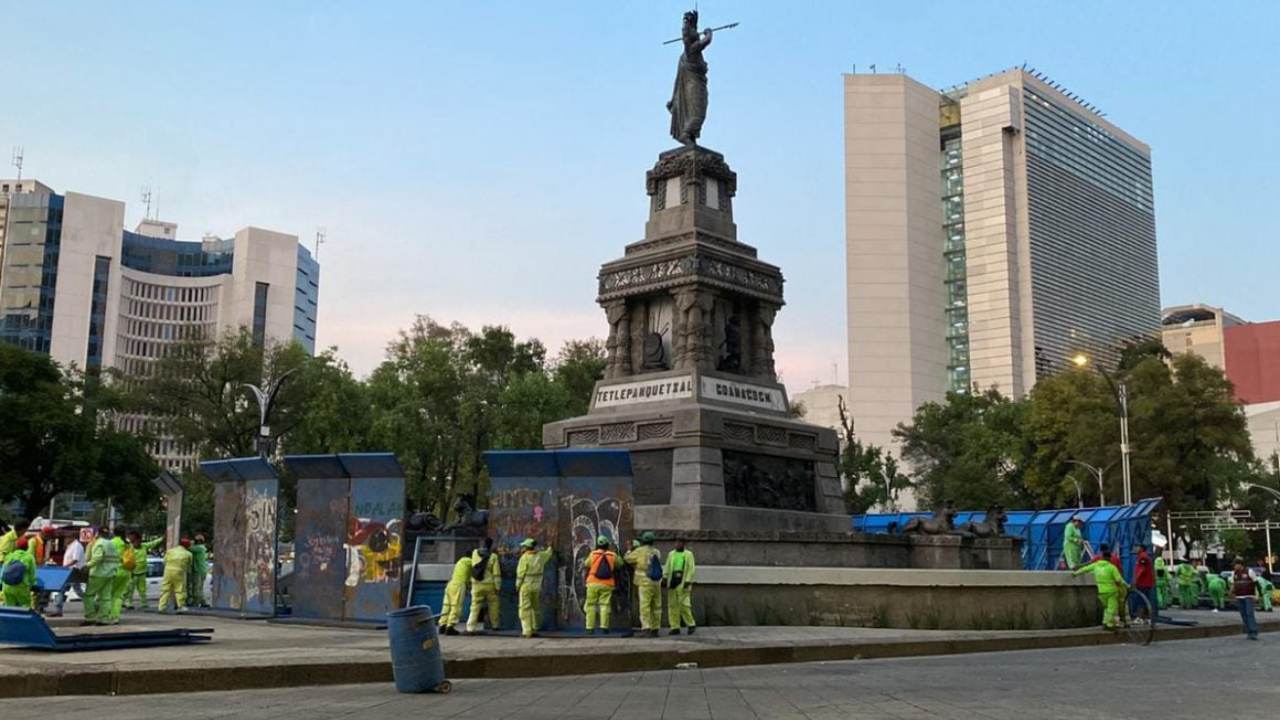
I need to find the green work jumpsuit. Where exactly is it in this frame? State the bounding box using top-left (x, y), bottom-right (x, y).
top-left (1, 548), bottom-right (36, 608)
top-left (516, 547), bottom-right (553, 637)
top-left (664, 548), bottom-right (697, 632)
top-left (1176, 563), bottom-right (1199, 608)
top-left (188, 542), bottom-right (209, 607)
top-left (84, 536), bottom-right (121, 624)
top-left (441, 555), bottom-right (473, 629)
top-left (1074, 557), bottom-right (1129, 629)
top-left (158, 545), bottom-right (192, 613)
top-left (1062, 522), bottom-right (1084, 570)
top-left (625, 544), bottom-right (663, 632)
top-left (1207, 574), bottom-right (1227, 610)
top-left (466, 549), bottom-right (501, 633)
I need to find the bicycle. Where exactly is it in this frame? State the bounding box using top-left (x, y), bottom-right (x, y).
top-left (1118, 588), bottom-right (1156, 646)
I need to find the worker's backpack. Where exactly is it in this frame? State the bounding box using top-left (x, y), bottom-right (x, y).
top-left (646, 553), bottom-right (664, 582)
top-left (471, 556), bottom-right (487, 582)
top-left (1, 560), bottom-right (24, 586)
top-left (121, 546), bottom-right (137, 572)
top-left (593, 552), bottom-right (613, 581)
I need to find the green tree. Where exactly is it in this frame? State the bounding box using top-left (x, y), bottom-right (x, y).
top-left (0, 345), bottom-right (159, 518)
top-left (551, 338), bottom-right (605, 416)
top-left (893, 387), bottom-right (1032, 510)
top-left (837, 396), bottom-right (912, 514)
top-left (280, 349), bottom-right (373, 455)
top-left (136, 328), bottom-right (312, 459)
top-left (492, 371), bottom-right (571, 449)
top-left (1220, 528), bottom-right (1252, 559)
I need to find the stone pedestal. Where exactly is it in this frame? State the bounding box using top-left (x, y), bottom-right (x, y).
top-left (543, 144), bottom-right (843, 534)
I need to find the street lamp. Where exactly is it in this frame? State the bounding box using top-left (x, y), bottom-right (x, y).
top-left (1066, 459), bottom-right (1113, 507)
top-left (243, 367), bottom-right (298, 459)
top-left (1072, 353), bottom-right (1133, 506)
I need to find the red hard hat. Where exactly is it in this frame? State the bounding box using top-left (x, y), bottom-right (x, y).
top-left (41, 526), bottom-right (54, 535)
top-left (180, 538), bottom-right (192, 548)
top-left (16, 536), bottom-right (28, 549)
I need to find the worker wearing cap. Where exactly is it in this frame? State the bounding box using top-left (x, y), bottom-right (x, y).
top-left (1207, 571), bottom-right (1228, 611)
top-left (515, 538), bottom-right (554, 638)
top-left (582, 535), bottom-right (619, 634)
top-left (158, 538), bottom-right (194, 614)
top-left (1, 536), bottom-right (37, 609)
top-left (1154, 555), bottom-right (1170, 609)
top-left (124, 532), bottom-right (163, 611)
top-left (1073, 552), bottom-right (1130, 630)
top-left (625, 531), bottom-right (663, 637)
top-left (1062, 516), bottom-right (1085, 570)
top-left (440, 551), bottom-right (473, 636)
top-left (664, 537), bottom-right (697, 635)
top-left (83, 527), bottom-right (120, 625)
top-left (466, 537), bottom-right (501, 634)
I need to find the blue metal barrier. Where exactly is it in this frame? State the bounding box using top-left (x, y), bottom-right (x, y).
top-left (853, 498), bottom-right (1162, 577)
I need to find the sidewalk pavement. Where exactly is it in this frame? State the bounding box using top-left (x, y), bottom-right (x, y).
top-left (0, 607), bottom-right (1271, 698)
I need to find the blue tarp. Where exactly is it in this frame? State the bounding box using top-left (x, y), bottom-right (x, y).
top-left (853, 498), bottom-right (1162, 578)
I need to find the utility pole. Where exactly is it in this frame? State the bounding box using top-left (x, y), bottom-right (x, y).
top-left (1073, 354), bottom-right (1132, 505)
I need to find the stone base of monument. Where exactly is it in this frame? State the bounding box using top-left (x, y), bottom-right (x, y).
top-left (543, 369), bottom-right (845, 534)
top-left (648, 531), bottom-right (1024, 570)
top-left (688, 566), bottom-right (1098, 630)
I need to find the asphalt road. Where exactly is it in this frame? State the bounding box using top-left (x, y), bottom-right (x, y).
top-left (2, 634), bottom-right (1272, 719)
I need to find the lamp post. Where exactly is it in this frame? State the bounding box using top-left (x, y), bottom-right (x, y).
top-left (242, 368), bottom-right (298, 459)
top-left (1073, 353), bottom-right (1133, 506)
top-left (1243, 482), bottom-right (1280, 573)
top-left (1066, 459), bottom-right (1112, 507)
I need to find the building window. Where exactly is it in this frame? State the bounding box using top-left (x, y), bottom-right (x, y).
top-left (85, 255), bottom-right (111, 369)
top-left (252, 281), bottom-right (270, 348)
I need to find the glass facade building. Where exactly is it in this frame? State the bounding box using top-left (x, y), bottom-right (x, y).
top-left (0, 193), bottom-right (63, 353)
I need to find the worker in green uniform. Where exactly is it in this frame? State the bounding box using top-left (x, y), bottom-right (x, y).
top-left (188, 534), bottom-right (210, 608)
top-left (1176, 561), bottom-right (1199, 609)
top-left (1256, 573), bottom-right (1274, 612)
top-left (1062, 516), bottom-right (1086, 570)
top-left (1207, 572), bottom-right (1228, 611)
top-left (1, 536), bottom-right (37, 608)
top-left (515, 538), bottom-right (554, 638)
top-left (158, 538), bottom-right (193, 614)
top-left (1073, 548), bottom-right (1130, 630)
top-left (466, 537), bottom-right (501, 634)
top-left (440, 552), bottom-right (473, 635)
top-left (107, 530), bottom-right (132, 624)
top-left (582, 535), bottom-right (619, 634)
top-left (0, 523), bottom-right (16, 558)
top-left (123, 532), bottom-right (163, 611)
top-left (625, 531), bottom-right (664, 637)
top-left (664, 537), bottom-right (697, 635)
top-left (1154, 556), bottom-right (1170, 609)
top-left (83, 527), bottom-right (121, 626)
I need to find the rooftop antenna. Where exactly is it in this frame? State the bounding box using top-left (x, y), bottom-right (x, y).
top-left (141, 187), bottom-right (153, 220)
top-left (315, 227), bottom-right (326, 259)
top-left (11, 147), bottom-right (23, 182)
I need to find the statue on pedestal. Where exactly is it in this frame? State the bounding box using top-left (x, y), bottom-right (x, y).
top-left (668, 10), bottom-right (713, 146)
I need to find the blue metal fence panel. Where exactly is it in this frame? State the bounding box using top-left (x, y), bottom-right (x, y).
top-left (852, 498), bottom-right (1162, 575)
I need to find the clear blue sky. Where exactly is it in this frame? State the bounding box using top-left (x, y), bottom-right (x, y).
top-left (2, 1), bottom-right (1275, 388)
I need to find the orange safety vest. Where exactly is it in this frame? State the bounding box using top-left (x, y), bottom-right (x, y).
top-left (587, 550), bottom-right (617, 588)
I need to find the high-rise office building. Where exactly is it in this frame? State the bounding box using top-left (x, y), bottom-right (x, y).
top-left (0, 179), bottom-right (320, 469)
top-left (844, 68), bottom-right (1160, 483)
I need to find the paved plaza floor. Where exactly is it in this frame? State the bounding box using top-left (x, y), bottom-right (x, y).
top-left (0, 605), bottom-right (1269, 698)
top-left (2, 633), bottom-right (1273, 719)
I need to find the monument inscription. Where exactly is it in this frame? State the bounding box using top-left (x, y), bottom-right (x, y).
top-left (593, 376), bottom-right (694, 408)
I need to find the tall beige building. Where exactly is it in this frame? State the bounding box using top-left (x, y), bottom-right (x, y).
top-left (844, 68), bottom-right (1160, 500)
top-left (1160, 304), bottom-right (1244, 370)
top-left (0, 180), bottom-right (320, 470)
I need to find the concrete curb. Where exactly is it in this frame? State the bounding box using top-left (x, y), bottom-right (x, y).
top-left (3, 618), bottom-right (1274, 698)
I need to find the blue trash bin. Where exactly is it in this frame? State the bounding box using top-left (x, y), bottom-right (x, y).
top-left (386, 605), bottom-right (451, 693)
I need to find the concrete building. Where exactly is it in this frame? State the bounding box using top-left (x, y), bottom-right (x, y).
top-left (0, 180), bottom-right (320, 470)
top-left (1160, 304), bottom-right (1245, 372)
top-left (792, 384), bottom-right (850, 436)
top-left (844, 68), bottom-right (1161, 482)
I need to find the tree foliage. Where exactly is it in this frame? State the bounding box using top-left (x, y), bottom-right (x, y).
top-left (0, 345), bottom-right (159, 519)
top-left (837, 396), bottom-right (911, 514)
top-left (893, 387), bottom-right (1031, 510)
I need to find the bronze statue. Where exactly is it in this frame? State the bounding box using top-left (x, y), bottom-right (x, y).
top-left (901, 502), bottom-right (958, 535)
top-left (440, 493), bottom-right (489, 537)
top-left (959, 505), bottom-right (1009, 538)
top-left (667, 10), bottom-right (713, 146)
